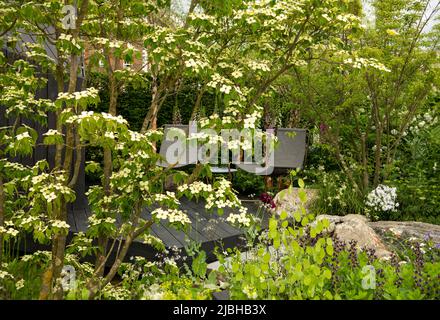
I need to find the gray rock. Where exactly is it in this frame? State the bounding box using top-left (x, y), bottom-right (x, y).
top-left (314, 214), bottom-right (392, 259)
top-left (368, 221), bottom-right (440, 244)
top-left (273, 187), bottom-right (318, 217)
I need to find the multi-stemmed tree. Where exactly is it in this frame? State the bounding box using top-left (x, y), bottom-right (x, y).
top-left (0, 0), bottom-right (396, 299)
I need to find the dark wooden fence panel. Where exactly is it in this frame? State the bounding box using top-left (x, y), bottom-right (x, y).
top-left (1, 48), bottom-right (87, 210)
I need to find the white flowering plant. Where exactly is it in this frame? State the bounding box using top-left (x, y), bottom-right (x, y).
top-left (365, 185), bottom-right (400, 221)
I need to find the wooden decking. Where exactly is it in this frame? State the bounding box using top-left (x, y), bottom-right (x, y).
top-left (66, 198), bottom-right (269, 263)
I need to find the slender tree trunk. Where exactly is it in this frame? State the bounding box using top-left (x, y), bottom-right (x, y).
top-left (46, 55), bottom-right (80, 300)
top-left (95, 72), bottom-right (118, 277)
top-left (51, 202), bottom-right (68, 300)
top-left (54, 63), bottom-right (65, 169)
top-left (190, 84), bottom-right (207, 121)
top-left (360, 134), bottom-right (369, 192)
top-left (141, 75), bottom-right (159, 132)
top-left (0, 176), bottom-right (4, 264)
top-left (87, 202), bottom-right (148, 299)
top-left (39, 0), bottom-right (90, 300)
top-left (373, 137), bottom-right (383, 187)
top-left (40, 61), bottom-right (72, 300)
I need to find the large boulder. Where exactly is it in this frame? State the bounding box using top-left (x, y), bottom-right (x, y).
top-left (262, 188), bottom-right (440, 260)
top-left (315, 214), bottom-right (392, 259)
top-left (273, 187), bottom-right (318, 217)
top-left (369, 221), bottom-right (440, 244)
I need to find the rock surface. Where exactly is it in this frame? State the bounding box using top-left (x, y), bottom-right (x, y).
top-left (369, 221), bottom-right (440, 244)
top-left (315, 214), bottom-right (392, 258)
top-left (273, 187), bottom-right (318, 217)
top-left (274, 188), bottom-right (440, 258)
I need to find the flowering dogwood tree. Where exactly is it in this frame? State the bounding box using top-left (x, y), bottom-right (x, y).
top-left (0, 0), bottom-right (400, 300)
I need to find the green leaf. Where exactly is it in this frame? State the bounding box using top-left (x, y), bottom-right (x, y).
top-left (273, 237), bottom-right (280, 249)
top-left (293, 211), bottom-right (301, 222)
top-left (301, 216), bottom-right (309, 227)
top-left (322, 218), bottom-right (330, 229)
top-left (298, 189), bottom-right (307, 203)
top-left (326, 244), bottom-right (334, 256)
top-left (263, 252), bottom-right (271, 263)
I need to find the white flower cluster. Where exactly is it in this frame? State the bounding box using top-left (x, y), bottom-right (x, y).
top-left (15, 132), bottom-right (31, 141)
top-left (408, 111), bottom-right (438, 135)
top-left (88, 215), bottom-right (116, 227)
top-left (188, 132), bottom-right (210, 141)
top-left (57, 88), bottom-right (99, 101)
top-left (247, 60), bottom-right (270, 72)
top-left (343, 57), bottom-right (391, 72)
top-left (205, 179), bottom-right (241, 210)
top-left (244, 110), bottom-right (262, 129)
top-left (0, 226), bottom-right (19, 237)
top-left (231, 69), bottom-right (243, 79)
top-left (139, 181), bottom-right (150, 192)
top-left (226, 206), bottom-right (251, 227)
top-left (227, 139), bottom-right (240, 150)
top-left (151, 208), bottom-right (191, 225)
top-left (178, 181), bottom-right (213, 194)
top-left (183, 51), bottom-right (208, 73)
top-left (18, 215), bottom-right (39, 228)
top-left (66, 111), bottom-right (127, 125)
top-left (15, 279), bottom-right (25, 290)
top-left (59, 33), bottom-right (82, 50)
top-left (43, 129), bottom-right (64, 137)
top-left (129, 130), bottom-right (144, 142)
top-left (224, 102), bottom-right (242, 117)
top-left (93, 37), bottom-right (122, 49)
top-left (142, 234), bottom-right (164, 246)
top-left (104, 131), bottom-right (116, 139)
top-left (4, 161), bottom-right (27, 172)
top-left (154, 192), bottom-right (180, 205)
top-left (112, 167), bottom-right (131, 180)
top-left (188, 12), bottom-right (218, 25)
top-left (31, 173), bottom-right (50, 185)
top-left (142, 284), bottom-right (165, 300)
top-left (32, 181), bottom-right (72, 203)
top-left (366, 184), bottom-right (399, 213)
top-left (242, 284), bottom-right (258, 299)
top-left (102, 284), bottom-right (131, 300)
top-left (0, 270), bottom-right (13, 280)
top-left (50, 220), bottom-right (70, 230)
top-left (207, 73), bottom-right (233, 95)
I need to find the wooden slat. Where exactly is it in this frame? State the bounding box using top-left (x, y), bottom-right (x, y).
top-left (179, 200), bottom-right (225, 241)
top-left (74, 208), bottom-right (89, 232)
top-left (141, 207), bottom-right (184, 248)
top-left (181, 198), bottom-right (242, 237)
top-left (67, 210), bottom-right (77, 232)
top-left (150, 223), bottom-right (184, 248)
top-left (59, 199), bottom-right (270, 265)
top-left (157, 219), bottom-right (188, 247)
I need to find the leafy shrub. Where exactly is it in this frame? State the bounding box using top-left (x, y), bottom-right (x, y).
top-left (216, 181), bottom-right (440, 299)
top-left (231, 169), bottom-right (266, 197)
top-left (304, 167), bottom-right (365, 216)
top-left (386, 108), bottom-right (440, 224)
